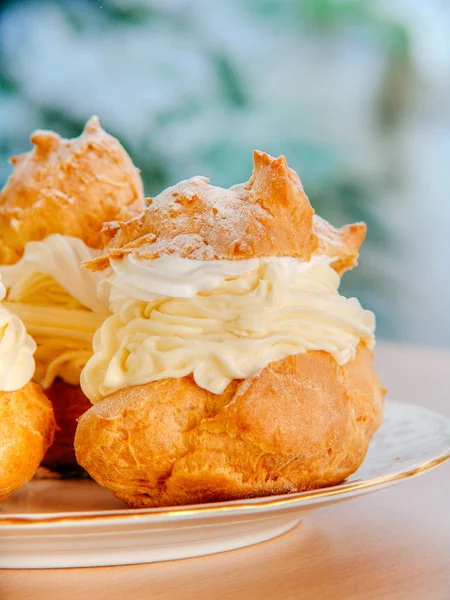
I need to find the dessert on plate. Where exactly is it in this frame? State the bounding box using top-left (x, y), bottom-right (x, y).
top-left (75, 150), bottom-right (385, 507)
top-left (0, 276), bottom-right (55, 501)
top-left (0, 116), bottom-right (145, 473)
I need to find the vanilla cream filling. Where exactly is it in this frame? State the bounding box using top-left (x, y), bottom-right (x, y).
top-left (0, 235), bottom-right (110, 389)
top-left (81, 254), bottom-right (375, 403)
top-left (101, 254), bottom-right (261, 304)
top-left (0, 279), bottom-right (36, 392)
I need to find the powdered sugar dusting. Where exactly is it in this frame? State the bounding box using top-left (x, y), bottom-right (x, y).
top-left (103, 174), bottom-right (274, 262)
top-left (87, 151), bottom-right (364, 273)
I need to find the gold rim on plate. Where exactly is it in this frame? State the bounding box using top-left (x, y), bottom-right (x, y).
top-left (2, 453), bottom-right (448, 527)
top-left (2, 400), bottom-right (449, 527)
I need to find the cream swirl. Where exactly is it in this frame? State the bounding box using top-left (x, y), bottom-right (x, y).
top-left (81, 255), bottom-right (375, 403)
top-left (102, 254), bottom-right (261, 305)
top-left (0, 235), bottom-right (110, 389)
top-left (2, 302), bottom-right (105, 389)
top-left (0, 279), bottom-right (36, 392)
top-left (0, 234), bottom-right (108, 314)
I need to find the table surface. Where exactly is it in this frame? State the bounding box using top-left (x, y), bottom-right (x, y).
top-left (1, 341), bottom-right (449, 600)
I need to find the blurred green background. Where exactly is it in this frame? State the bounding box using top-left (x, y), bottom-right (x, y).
top-left (0, 0), bottom-right (449, 345)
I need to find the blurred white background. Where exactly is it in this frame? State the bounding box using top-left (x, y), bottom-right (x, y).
top-left (0, 0), bottom-right (448, 346)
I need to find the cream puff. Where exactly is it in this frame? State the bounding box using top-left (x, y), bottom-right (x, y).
top-left (0, 277), bottom-right (55, 501)
top-left (0, 116), bottom-right (146, 473)
top-left (75, 151), bottom-right (385, 507)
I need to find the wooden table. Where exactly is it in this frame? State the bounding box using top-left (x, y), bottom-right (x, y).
top-left (1, 341), bottom-right (449, 600)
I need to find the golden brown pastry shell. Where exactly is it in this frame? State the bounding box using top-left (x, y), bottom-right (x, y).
top-left (0, 116), bottom-right (145, 265)
top-left (0, 381), bottom-right (55, 502)
top-left (87, 151), bottom-right (366, 275)
top-left (75, 344), bottom-right (384, 508)
top-left (41, 379), bottom-right (92, 475)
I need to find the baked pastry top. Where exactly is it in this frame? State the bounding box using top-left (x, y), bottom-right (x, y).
top-left (0, 115), bottom-right (144, 266)
top-left (89, 151), bottom-right (366, 274)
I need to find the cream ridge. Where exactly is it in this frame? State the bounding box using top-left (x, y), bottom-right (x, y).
top-left (0, 278), bottom-right (36, 392)
top-left (81, 254), bottom-right (375, 403)
top-left (0, 234), bottom-right (110, 389)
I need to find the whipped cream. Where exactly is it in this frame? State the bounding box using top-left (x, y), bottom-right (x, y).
top-left (103, 254), bottom-right (261, 304)
top-left (0, 235), bottom-right (110, 389)
top-left (81, 254), bottom-right (375, 403)
top-left (0, 279), bottom-right (36, 392)
top-left (1, 234), bottom-right (108, 314)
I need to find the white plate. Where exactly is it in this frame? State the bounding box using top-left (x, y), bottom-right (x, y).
top-left (1, 399), bottom-right (449, 569)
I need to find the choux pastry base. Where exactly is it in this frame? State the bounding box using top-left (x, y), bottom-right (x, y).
top-left (75, 344), bottom-right (384, 507)
top-left (0, 381), bottom-right (55, 501)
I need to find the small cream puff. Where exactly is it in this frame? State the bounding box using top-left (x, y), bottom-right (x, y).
top-left (0, 116), bottom-right (146, 473)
